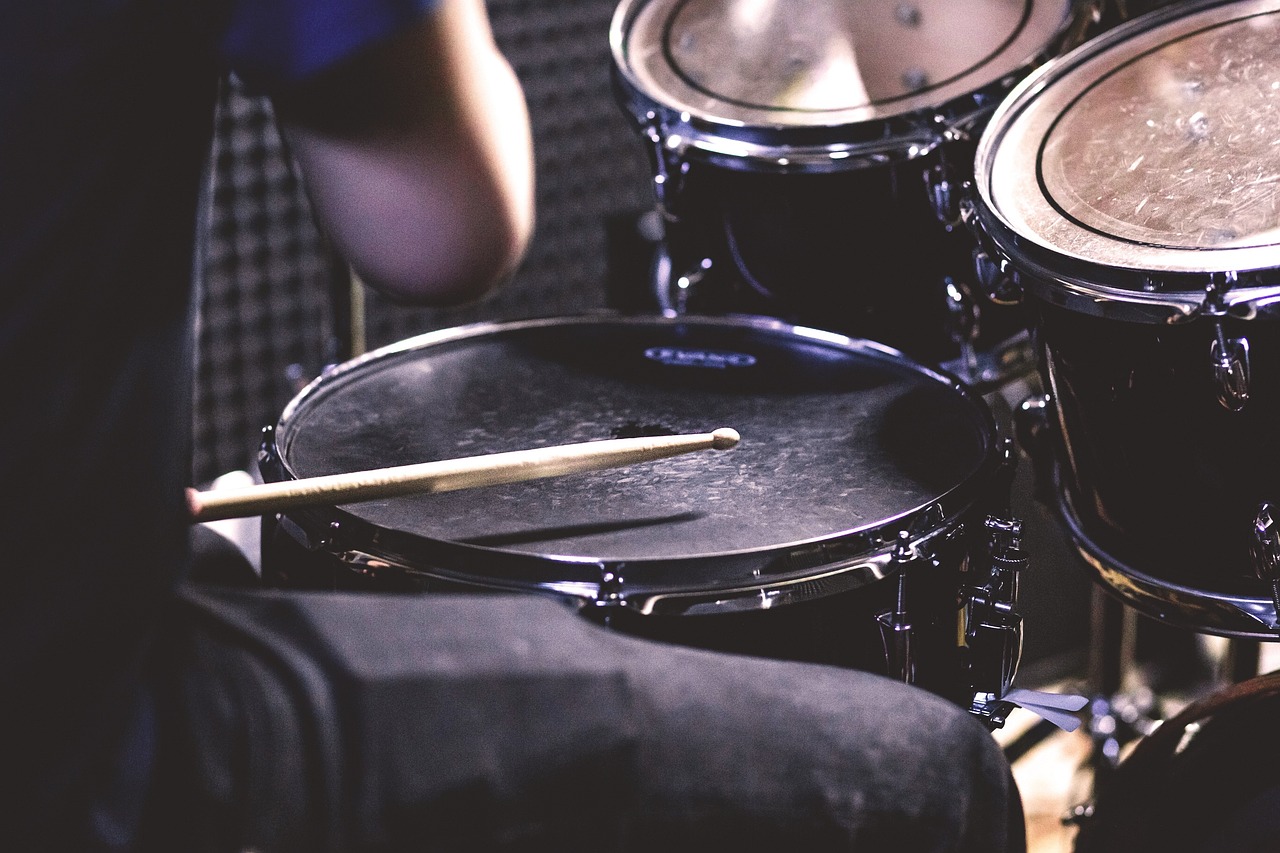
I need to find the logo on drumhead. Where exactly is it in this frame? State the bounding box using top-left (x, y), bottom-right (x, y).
top-left (643, 347), bottom-right (756, 369)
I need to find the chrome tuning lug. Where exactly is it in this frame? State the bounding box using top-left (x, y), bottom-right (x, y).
top-left (642, 112), bottom-right (688, 222)
top-left (1250, 502), bottom-right (1280, 631)
top-left (877, 531), bottom-right (918, 684)
top-left (924, 162), bottom-right (963, 229)
top-left (1210, 323), bottom-right (1250, 412)
top-left (943, 277), bottom-right (980, 346)
top-left (973, 248), bottom-right (1022, 305)
top-left (659, 257), bottom-right (712, 316)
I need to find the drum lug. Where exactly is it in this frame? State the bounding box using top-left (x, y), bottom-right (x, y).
top-left (1209, 325), bottom-right (1250, 412)
top-left (661, 257), bottom-right (713, 316)
top-left (641, 111), bottom-right (688, 222)
top-left (876, 532), bottom-right (919, 684)
top-left (925, 161), bottom-right (963, 229)
top-left (942, 277), bottom-right (982, 380)
top-left (598, 564), bottom-right (626, 606)
top-left (1249, 503), bottom-right (1280, 631)
top-left (1015, 394), bottom-right (1061, 503)
top-left (1014, 394), bottom-right (1051, 455)
top-left (257, 423), bottom-right (281, 475)
top-left (973, 248), bottom-right (1022, 306)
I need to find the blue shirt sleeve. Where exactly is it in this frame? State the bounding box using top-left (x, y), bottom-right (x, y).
top-left (217, 0), bottom-right (441, 93)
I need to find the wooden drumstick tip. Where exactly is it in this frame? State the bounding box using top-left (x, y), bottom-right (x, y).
top-left (710, 427), bottom-right (740, 450)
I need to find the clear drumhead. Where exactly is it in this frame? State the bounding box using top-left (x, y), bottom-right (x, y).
top-left (269, 315), bottom-right (999, 606)
top-left (978, 0), bottom-right (1280, 285)
top-left (611, 0), bottom-right (1083, 159)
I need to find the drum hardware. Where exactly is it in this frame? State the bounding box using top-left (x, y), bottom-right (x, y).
top-left (638, 110), bottom-right (689, 224)
top-left (1211, 328), bottom-right (1252, 412)
top-left (876, 533), bottom-right (921, 684)
top-left (1250, 502), bottom-right (1280, 629)
top-left (924, 121), bottom-right (982, 231)
top-left (1181, 273), bottom-right (1257, 411)
top-left (925, 161), bottom-right (962, 229)
top-left (663, 256), bottom-right (713, 317)
top-left (962, 515), bottom-right (1027, 714)
top-left (943, 277), bottom-right (981, 379)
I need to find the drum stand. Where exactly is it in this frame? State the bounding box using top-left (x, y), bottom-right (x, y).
top-left (1070, 586), bottom-right (1267, 827)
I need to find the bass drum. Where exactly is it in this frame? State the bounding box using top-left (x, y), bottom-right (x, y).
top-left (1074, 669), bottom-right (1280, 852)
top-left (259, 314), bottom-right (1025, 715)
top-left (609, 0), bottom-right (1103, 388)
top-left (971, 0), bottom-right (1280, 638)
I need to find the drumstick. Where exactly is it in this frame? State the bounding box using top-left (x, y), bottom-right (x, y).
top-left (187, 427), bottom-right (741, 523)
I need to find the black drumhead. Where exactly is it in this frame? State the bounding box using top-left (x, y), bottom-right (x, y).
top-left (271, 315), bottom-right (997, 595)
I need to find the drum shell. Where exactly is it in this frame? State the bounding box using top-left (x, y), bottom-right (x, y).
top-left (262, 513), bottom-right (983, 706)
top-left (656, 146), bottom-right (1035, 371)
top-left (1030, 297), bottom-right (1280, 592)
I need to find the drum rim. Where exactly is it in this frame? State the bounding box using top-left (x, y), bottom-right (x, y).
top-left (609, 0), bottom-right (1094, 171)
top-left (973, 0), bottom-right (1280, 318)
top-left (1051, 469), bottom-right (1280, 639)
top-left (263, 312), bottom-right (1005, 614)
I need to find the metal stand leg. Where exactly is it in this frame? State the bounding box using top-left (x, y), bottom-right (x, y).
top-left (1225, 638), bottom-right (1261, 684)
top-left (1083, 588), bottom-right (1160, 784)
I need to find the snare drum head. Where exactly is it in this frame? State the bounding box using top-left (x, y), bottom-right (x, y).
top-left (269, 315), bottom-right (998, 601)
top-left (978, 0), bottom-right (1280, 282)
top-left (612, 0), bottom-right (1080, 147)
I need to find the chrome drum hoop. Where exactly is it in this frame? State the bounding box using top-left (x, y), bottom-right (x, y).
top-left (610, 0), bottom-right (1102, 173)
top-left (1053, 481), bottom-right (1280, 639)
top-left (261, 313), bottom-right (1007, 614)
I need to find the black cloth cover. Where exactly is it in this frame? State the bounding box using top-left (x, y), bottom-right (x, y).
top-left (141, 586), bottom-right (1025, 852)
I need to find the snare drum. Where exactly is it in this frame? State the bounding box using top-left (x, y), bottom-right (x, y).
top-left (259, 314), bottom-right (1029, 719)
top-left (609, 0), bottom-right (1102, 386)
top-left (972, 0), bottom-right (1280, 638)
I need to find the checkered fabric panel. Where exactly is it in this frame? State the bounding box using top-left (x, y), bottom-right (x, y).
top-left (191, 80), bottom-right (339, 485)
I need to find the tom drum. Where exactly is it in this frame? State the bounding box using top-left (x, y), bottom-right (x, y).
top-left (972, 0), bottom-right (1280, 638)
top-left (609, 0), bottom-right (1103, 387)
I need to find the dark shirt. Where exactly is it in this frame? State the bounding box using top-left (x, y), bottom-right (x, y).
top-left (0, 1), bottom-right (434, 848)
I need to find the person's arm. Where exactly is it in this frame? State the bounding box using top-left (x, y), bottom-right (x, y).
top-left (268, 0), bottom-right (534, 305)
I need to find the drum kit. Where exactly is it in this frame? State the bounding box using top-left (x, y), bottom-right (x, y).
top-left (234, 0), bottom-right (1280, 839)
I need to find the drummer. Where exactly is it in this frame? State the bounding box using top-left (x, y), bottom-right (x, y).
top-left (0, 1), bottom-right (1026, 851)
